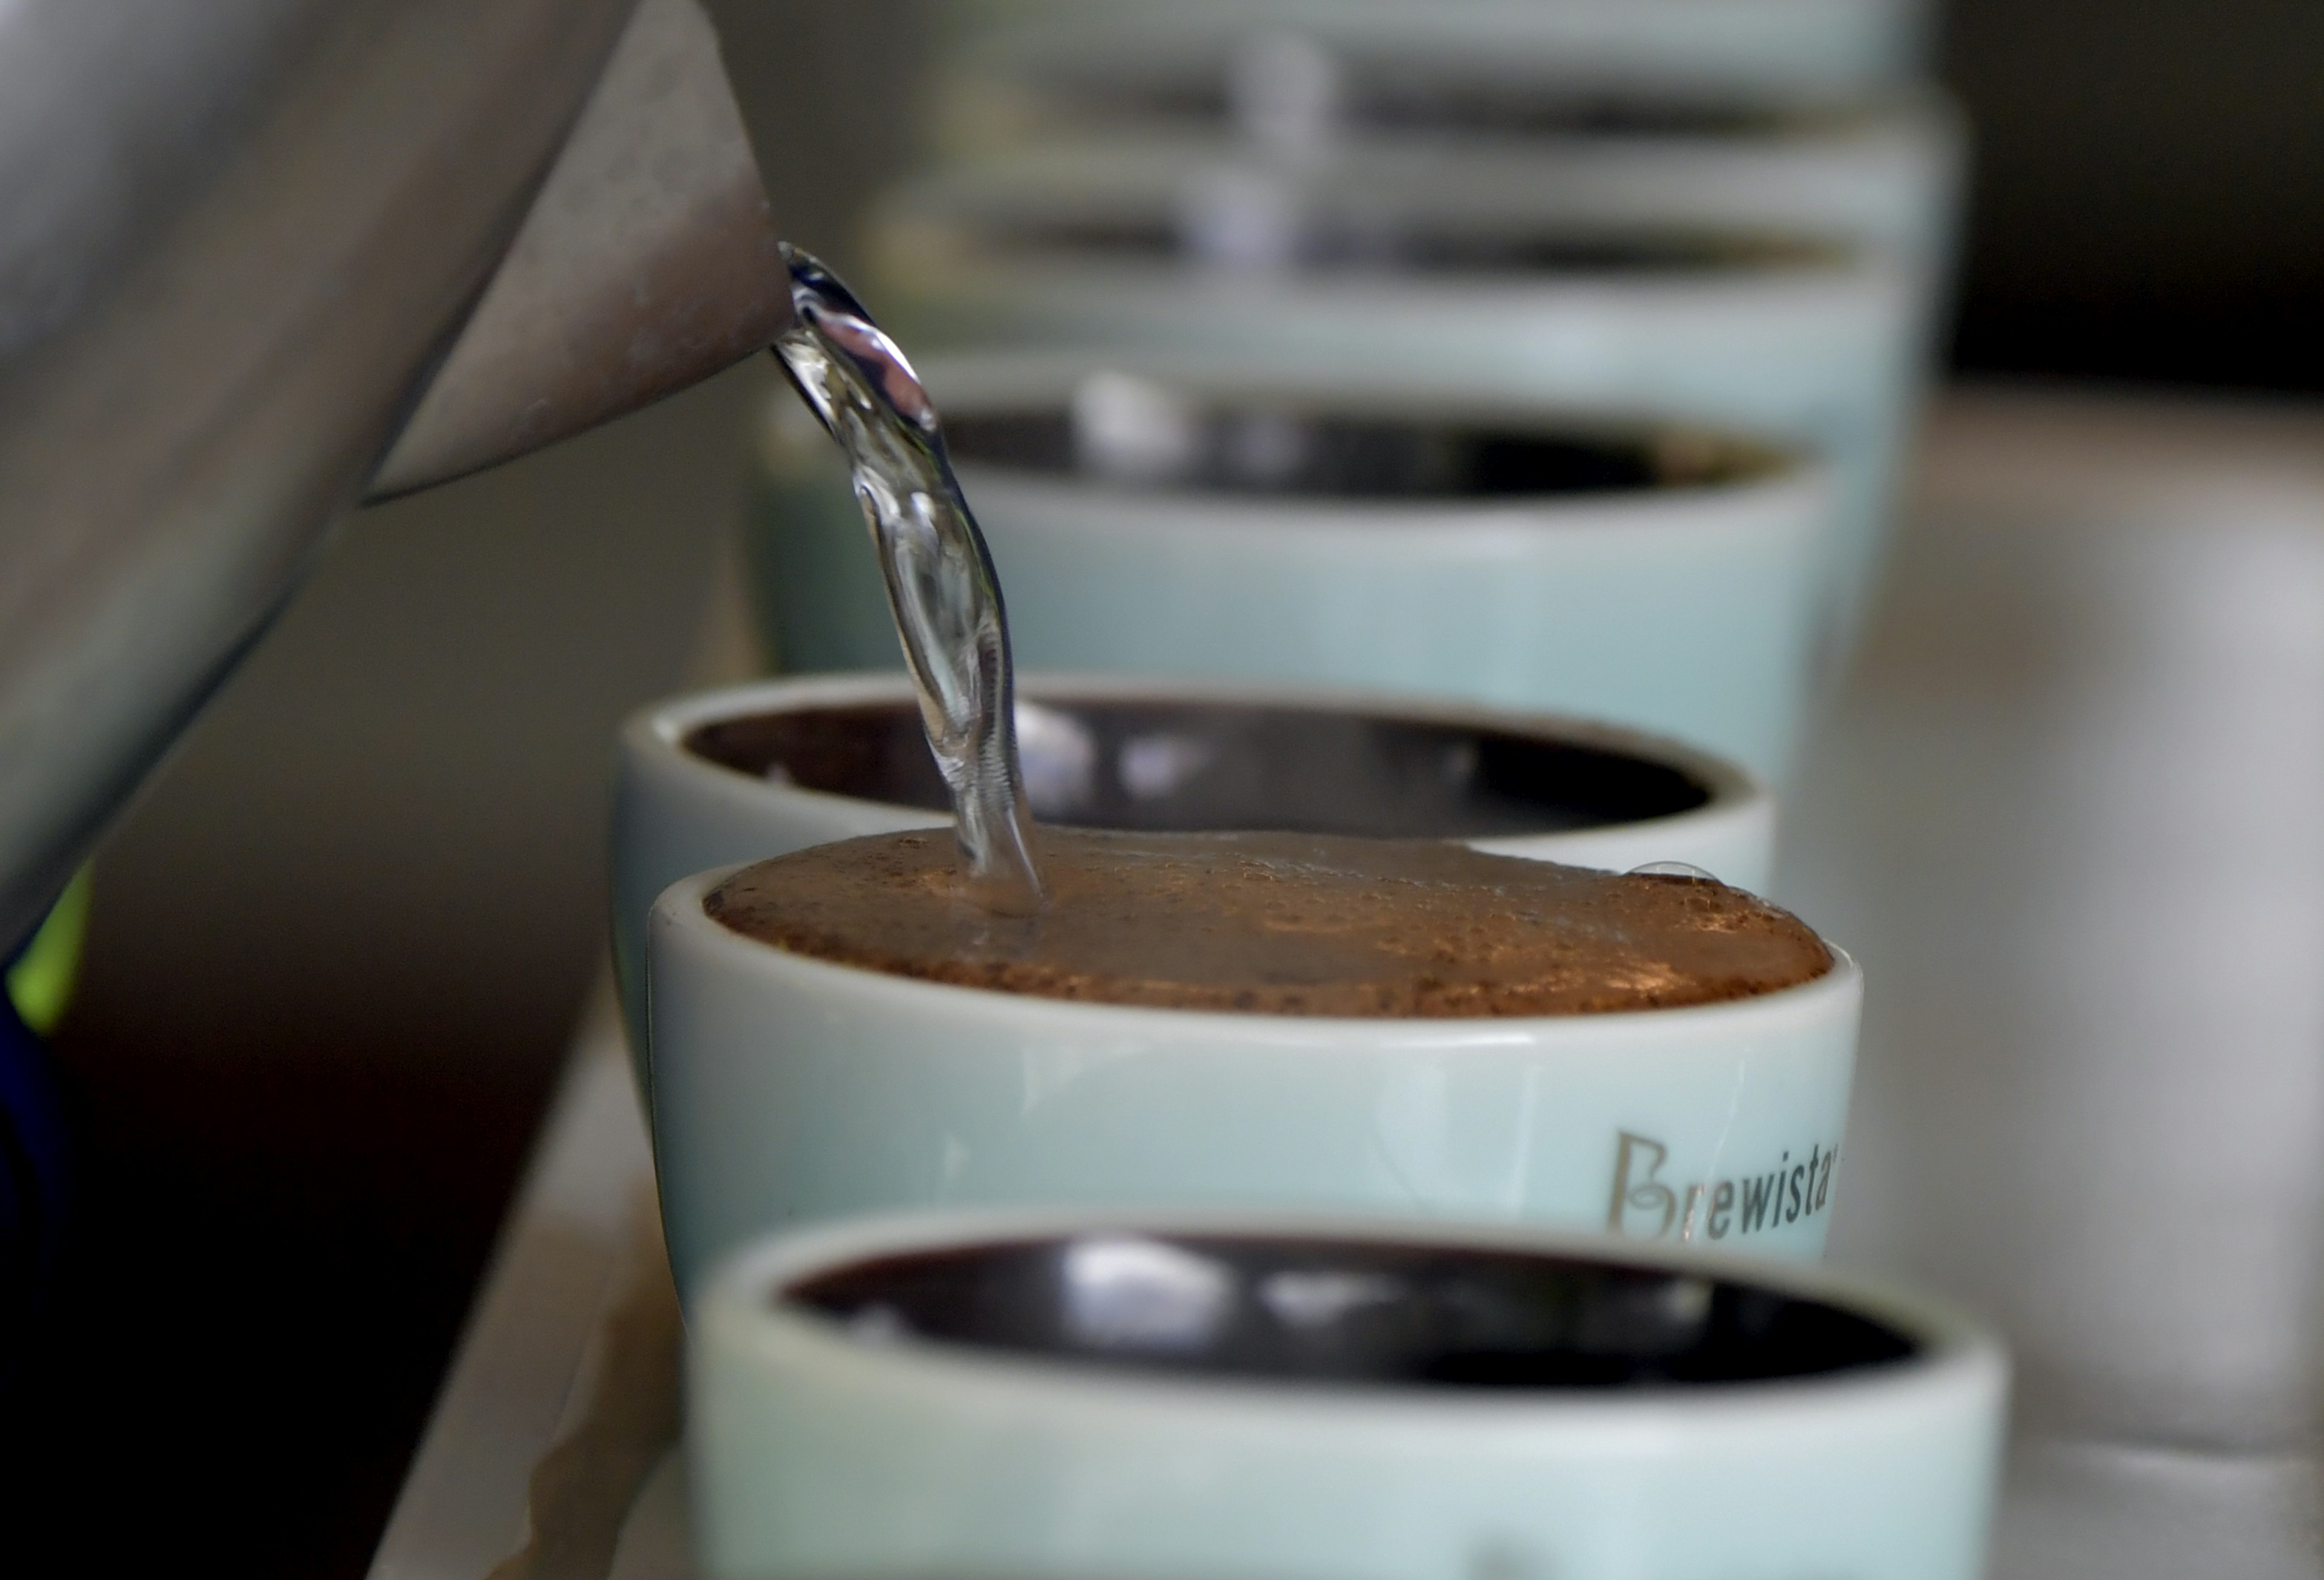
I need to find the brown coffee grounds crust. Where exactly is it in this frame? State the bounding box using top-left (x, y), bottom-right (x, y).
top-left (703, 828), bottom-right (1830, 1018)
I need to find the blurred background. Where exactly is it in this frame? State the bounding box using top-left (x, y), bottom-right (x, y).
top-left (4, 0), bottom-right (2319, 1573)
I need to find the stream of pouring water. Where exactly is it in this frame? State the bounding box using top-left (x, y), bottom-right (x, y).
top-left (770, 245), bottom-right (1043, 913)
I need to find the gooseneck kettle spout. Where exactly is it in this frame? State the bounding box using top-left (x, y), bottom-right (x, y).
top-left (0, 0), bottom-right (793, 950)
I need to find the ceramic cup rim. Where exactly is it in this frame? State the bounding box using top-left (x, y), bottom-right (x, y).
top-left (651, 854), bottom-right (1859, 1040)
top-left (873, 173), bottom-right (1906, 298)
top-left (900, 99), bottom-right (1958, 240)
top-left (626, 670), bottom-right (1773, 859)
top-left (703, 1203), bottom-right (2002, 1428)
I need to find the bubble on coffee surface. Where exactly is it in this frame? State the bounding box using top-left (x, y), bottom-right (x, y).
top-left (705, 827), bottom-right (1831, 1018)
top-left (1629, 860), bottom-right (1717, 882)
top-left (770, 245), bottom-right (1042, 913)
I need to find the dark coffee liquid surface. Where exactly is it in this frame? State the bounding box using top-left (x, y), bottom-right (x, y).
top-left (1094, 78), bottom-right (1843, 138)
top-left (684, 699), bottom-right (1712, 839)
top-left (789, 1231), bottom-right (1918, 1391)
top-left (999, 215), bottom-right (1843, 276)
top-left (706, 827), bottom-right (1828, 1017)
top-left (943, 405), bottom-right (1782, 498)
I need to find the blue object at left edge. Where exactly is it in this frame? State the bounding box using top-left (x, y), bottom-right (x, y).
top-left (0, 925), bottom-right (72, 1369)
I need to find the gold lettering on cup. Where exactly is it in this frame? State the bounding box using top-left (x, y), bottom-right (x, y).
top-left (1606, 1131), bottom-right (1677, 1236)
top-left (1606, 1130), bottom-right (1840, 1244)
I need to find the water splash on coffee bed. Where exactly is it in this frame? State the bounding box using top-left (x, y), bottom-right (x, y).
top-left (771, 246), bottom-right (1043, 913)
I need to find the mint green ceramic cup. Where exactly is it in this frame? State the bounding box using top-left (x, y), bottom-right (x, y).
top-left (611, 672), bottom-right (1782, 1075)
top-left (859, 176), bottom-right (1916, 669)
top-left (691, 1206), bottom-right (2006, 1580)
top-left (645, 867), bottom-right (1860, 1296)
top-left (749, 358), bottom-right (1834, 783)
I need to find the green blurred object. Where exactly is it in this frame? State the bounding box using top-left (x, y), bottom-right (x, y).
top-left (10, 867), bottom-right (91, 1035)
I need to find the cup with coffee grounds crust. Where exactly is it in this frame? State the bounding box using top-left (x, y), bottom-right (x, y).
top-left (645, 826), bottom-right (1861, 1296)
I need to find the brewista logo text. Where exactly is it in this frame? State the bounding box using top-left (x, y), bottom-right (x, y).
top-left (1606, 1130), bottom-right (1837, 1243)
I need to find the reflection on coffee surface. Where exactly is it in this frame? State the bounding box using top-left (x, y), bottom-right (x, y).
top-left (683, 698), bottom-right (1713, 838)
top-left (990, 214), bottom-right (1843, 276)
top-left (942, 395), bottom-right (1782, 497)
top-left (1024, 38), bottom-right (1871, 143)
top-left (706, 827), bottom-right (1827, 1017)
top-left (787, 1230), bottom-right (1915, 1389)
top-left (1094, 80), bottom-right (1854, 139)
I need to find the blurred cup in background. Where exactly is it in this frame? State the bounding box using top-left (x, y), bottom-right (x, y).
top-left (862, 183), bottom-right (1916, 671)
top-left (916, 100), bottom-right (1965, 298)
top-left (749, 356), bottom-right (1836, 783)
top-left (933, 0), bottom-right (1938, 141)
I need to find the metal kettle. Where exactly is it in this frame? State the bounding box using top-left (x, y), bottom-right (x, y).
top-left (0, 0), bottom-right (796, 950)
